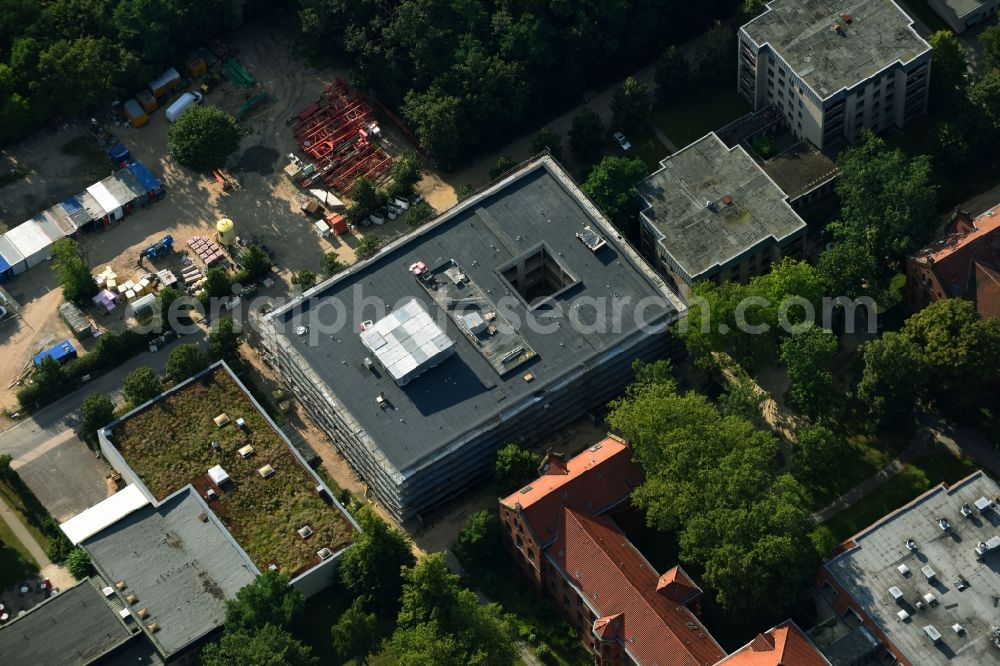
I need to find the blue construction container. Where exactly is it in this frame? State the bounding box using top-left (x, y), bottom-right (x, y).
top-left (108, 143), bottom-right (131, 164)
top-left (32, 339), bottom-right (77, 367)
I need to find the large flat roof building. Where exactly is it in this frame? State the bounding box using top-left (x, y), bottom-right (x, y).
top-left (256, 156), bottom-right (685, 522)
top-left (638, 133), bottom-right (807, 293)
top-left (739, 0), bottom-right (932, 150)
top-left (818, 470), bottom-right (1000, 665)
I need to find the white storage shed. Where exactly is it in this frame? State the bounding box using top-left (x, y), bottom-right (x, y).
top-left (0, 233), bottom-right (27, 277)
top-left (5, 220), bottom-right (54, 269)
top-left (87, 181), bottom-right (124, 223)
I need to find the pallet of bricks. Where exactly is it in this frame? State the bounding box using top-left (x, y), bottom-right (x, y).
top-left (292, 79), bottom-right (393, 195)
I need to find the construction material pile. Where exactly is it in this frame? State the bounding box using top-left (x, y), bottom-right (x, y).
top-left (292, 80), bottom-right (393, 194)
top-left (186, 236), bottom-right (225, 267)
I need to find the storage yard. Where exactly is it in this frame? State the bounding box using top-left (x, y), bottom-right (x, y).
top-left (0, 26), bottom-right (456, 412)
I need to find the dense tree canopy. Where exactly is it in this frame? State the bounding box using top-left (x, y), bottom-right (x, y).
top-left (792, 424), bottom-right (845, 487)
top-left (568, 107), bottom-right (605, 166)
top-left (296, 0), bottom-right (735, 166)
top-left (607, 360), bottom-right (816, 617)
top-left (224, 571), bottom-right (304, 634)
top-left (168, 105), bottom-right (242, 172)
top-left (654, 46), bottom-right (691, 100)
top-left (391, 554), bottom-right (518, 666)
top-left (207, 316), bottom-right (241, 363)
top-left (52, 239), bottom-right (98, 305)
top-left (779, 325), bottom-right (838, 420)
top-left (120, 367), bottom-right (163, 407)
top-left (339, 505), bottom-right (415, 617)
top-left (80, 394), bottom-right (116, 438)
top-left (610, 76), bottom-right (652, 132)
top-left (982, 23), bottom-right (1000, 71)
top-left (332, 596), bottom-right (382, 665)
top-left (493, 443), bottom-right (539, 496)
top-left (202, 624), bottom-right (317, 666)
top-left (856, 332), bottom-right (925, 428)
top-left (581, 156), bottom-right (647, 230)
top-left (165, 344), bottom-right (207, 381)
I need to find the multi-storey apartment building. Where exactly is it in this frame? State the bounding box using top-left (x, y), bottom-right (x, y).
top-left (739, 0), bottom-right (932, 150)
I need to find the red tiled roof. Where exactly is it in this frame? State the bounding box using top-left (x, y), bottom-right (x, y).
top-left (973, 261), bottom-right (1000, 320)
top-left (551, 508), bottom-right (725, 666)
top-left (717, 620), bottom-right (830, 665)
top-left (915, 207), bottom-right (1000, 299)
top-left (499, 437), bottom-right (641, 541)
top-left (657, 566), bottom-right (703, 604)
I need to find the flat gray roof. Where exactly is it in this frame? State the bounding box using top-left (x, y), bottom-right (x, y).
top-left (638, 133), bottom-right (806, 282)
top-left (825, 470), bottom-right (1000, 665)
top-left (0, 578), bottom-right (132, 665)
top-left (82, 487), bottom-right (259, 658)
top-left (939, 0), bottom-right (991, 19)
top-left (742, 0), bottom-right (931, 98)
top-left (269, 157), bottom-right (682, 475)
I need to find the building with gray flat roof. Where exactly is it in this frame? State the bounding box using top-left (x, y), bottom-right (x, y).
top-left (637, 133), bottom-right (807, 293)
top-left (739, 0), bottom-right (932, 150)
top-left (818, 470), bottom-right (1000, 665)
top-left (81, 486), bottom-right (259, 660)
top-left (929, 0), bottom-right (998, 33)
top-left (0, 577), bottom-right (157, 665)
top-left (255, 156), bottom-right (685, 523)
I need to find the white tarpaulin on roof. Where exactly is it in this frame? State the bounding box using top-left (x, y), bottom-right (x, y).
top-left (59, 483), bottom-right (150, 545)
top-left (5, 220), bottom-right (53, 268)
top-left (87, 182), bottom-right (121, 219)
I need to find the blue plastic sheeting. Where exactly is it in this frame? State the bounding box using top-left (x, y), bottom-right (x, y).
top-left (0, 253), bottom-right (10, 278)
top-left (109, 143), bottom-right (130, 163)
top-left (33, 339), bottom-right (77, 367)
top-left (127, 161), bottom-right (162, 195)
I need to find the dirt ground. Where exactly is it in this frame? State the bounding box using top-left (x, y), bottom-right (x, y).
top-left (0, 24), bottom-right (458, 411)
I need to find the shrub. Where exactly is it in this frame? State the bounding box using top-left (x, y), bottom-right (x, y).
top-left (65, 548), bottom-right (93, 579)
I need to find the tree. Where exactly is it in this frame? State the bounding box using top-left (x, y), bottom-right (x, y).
top-left (202, 624), bottom-right (317, 666)
top-left (207, 316), bottom-right (240, 364)
top-left (792, 424), bottom-right (844, 487)
top-left (488, 155), bottom-right (516, 181)
top-left (52, 238), bottom-right (97, 305)
top-left (607, 360), bottom-right (816, 617)
top-left (718, 372), bottom-right (766, 426)
top-left (900, 299), bottom-right (1000, 415)
top-left (568, 107), bottom-right (605, 165)
top-left (968, 70), bottom-right (1000, 131)
top-left (817, 240), bottom-right (876, 299)
top-left (65, 548), bottom-right (93, 579)
top-left (530, 127), bottom-right (562, 161)
top-left (454, 510), bottom-right (500, 578)
top-left (321, 253), bottom-right (347, 277)
top-left (581, 156), bottom-right (646, 230)
top-left (494, 443), bottom-right (538, 495)
top-left (156, 286), bottom-right (185, 329)
top-left (355, 234), bottom-right (384, 261)
top-left (779, 325), bottom-right (838, 419)
top-left (654, 46), bottom-right (691, 100)
top-left (237, 246), bottom-right (272, 283)
top-left (121, 367), bottom-right (163, 407)
top-left (349, 177), bottom-right (381, 222)
top-left (402, 88), bottom-right (463, 168)
top-left (696, 21), bottom-right (734, 85)
top-left (741, 0), bottom-right (767, 21)
top-left (80, 394), bottom-right (115, 437)
top-left (981, 23), bottom-right (1000, 71)
top-left (291, 270), bottom-right (316, 289)
top-left (391, 554), bottom-right (517, 666)
top-left (201, 268), bottom-right (233, 300)
top-left (166, 344), bottom-right (207, 381)
top-left (224, 571), bottom-right (305, 633)
top-left (331, 596), bottom-right (381, 665)
top-left (407, 201), bottom-right (434, 228)
top-left (830, 133), bottom-right (937, 283)
top-left (339, 505), bottom-right (415, 617)
top-left (927, 31), bottom-right (968, 101)
top-left (857, 332), bottom-right (926, 428)
top-left (610, 76), bottom-right (651, 131)
top-left (388, 151), bottom-right (422, 199)
top-left (168, 105), bottom-right (242, 172)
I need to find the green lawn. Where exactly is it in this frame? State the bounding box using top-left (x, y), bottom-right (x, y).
top-left (0, 478), bottom-right (53, 558)
top-left (896, 0), bottom-right (950, 33)
top-left (817, 452), bottom-right (978, 546)
top-left (650, 89), bottom-right (750, 148)
top-left (0, 516), bottom-right (38, 590)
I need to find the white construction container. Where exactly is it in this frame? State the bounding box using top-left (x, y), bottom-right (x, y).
top-left (165, 92), bottom-right (204, 122)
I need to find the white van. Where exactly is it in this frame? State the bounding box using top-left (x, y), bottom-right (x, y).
top-left (165, 92), bottom-right (204, 122)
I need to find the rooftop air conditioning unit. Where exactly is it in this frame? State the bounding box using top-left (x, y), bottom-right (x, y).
top-left (923, 625), bottom-right (942, 643)
top-left (897, 610), bottom-right (910, 621)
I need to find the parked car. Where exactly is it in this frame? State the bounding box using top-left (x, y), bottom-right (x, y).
top-left (613, 131), bottom-right (631, 151)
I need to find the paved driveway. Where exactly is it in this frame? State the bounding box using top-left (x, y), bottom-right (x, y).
top-left (11, 429), bottom-right (111, 523)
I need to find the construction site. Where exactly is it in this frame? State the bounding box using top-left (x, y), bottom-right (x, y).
top-left (0, 25), bottom-right (457, 414)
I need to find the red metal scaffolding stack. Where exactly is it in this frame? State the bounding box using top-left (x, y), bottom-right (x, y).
top-left (291, 79), bottom-right (393, 195)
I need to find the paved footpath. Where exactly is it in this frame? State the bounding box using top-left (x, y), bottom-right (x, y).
top-left (0, 494), bottom-right (49, 568)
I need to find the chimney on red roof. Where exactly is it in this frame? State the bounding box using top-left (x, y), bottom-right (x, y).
top-left (539, 450), bottom-right (569, 476)
top-left (949, 207), bottom-right (975, 234)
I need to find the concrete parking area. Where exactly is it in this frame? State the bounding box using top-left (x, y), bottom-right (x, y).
top-left (10, 429), bottom-right (112, 523)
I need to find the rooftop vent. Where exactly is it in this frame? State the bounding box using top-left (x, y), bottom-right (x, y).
top-left (126, 593), bottom-right (138, 605)
top-left (906, 538), bottom-right (917, 551)
top-left (118, 608), bottom-right (131, 621)
top-left (589, 443), bottom-right (604, 452)
top-left (519, 485), bottom-right (533, 494)
top-left (721, 195), bottom-right (733, 207)
top-left (238, 444), bottom-right (254, 459)
top-left (296, 325), bottom-right (308, 336)
top-left (923, 625), bottom-right (942, 643)
top-left (197, 512), bottom-right (208, 523)
top-left (889, 586), bottom-right (904, 601)
top-left (955, 576), bottom-right (968, 590)
top-left (923, 592), bottom-right (937, 606)
top-left (961, 503), bottom-right (973, 517)
top-left (208, 464), bottom-right (229, 485)
top-left (258, 464), bottom-right (275, 479)
top-left (137, 608), bottom-right (149, 619)
top-left (939, 518), bottom-right (951, 531)
top-left (376, 392), bottom-right (387, 409)
top-left (897, 609), bottom-right (910, 621)
top-left (213, 413), bottom-right (230, 427)
top-left (206, 488), bottom-right (216, 500)
top-left (897, 564), bottom-right (911, 577)
top-left (317, 547), bottom-right (333, 560)
top-left (953, 623), bottom-right (965, 635)
top-left (298, 525), bottom-right (313, 539)
top-left (268, 563), bottom-right (278, 572)
top-left (975, 535), bottom-right (1000, 557)
top-left (115, 580), bottom-right (127, 590)
top-left (833, 22), bottom-right (842, 33)
top-left (102, 586), bottom-right (115, 597)
top-left (147, 623), bottom-right (160, 634)
top-left (841, 13), bottom-right (853, 23)
top-left (975, 496), bottom-right (993, 513)
top-left (522, 372), bottom-right (535, 382)
top-left (921, 565), bottom-right (936, 581)
top-left (236, 417), bottom-right (247, 429)
top-left (210, 440), bottom-right (220, 451)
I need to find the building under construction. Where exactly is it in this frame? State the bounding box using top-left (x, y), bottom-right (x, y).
top-left (255, 156), bottom-right (686, 522)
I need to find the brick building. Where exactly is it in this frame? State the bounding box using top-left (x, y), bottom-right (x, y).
top-left (904, 205), bottom-right (1000, 319)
